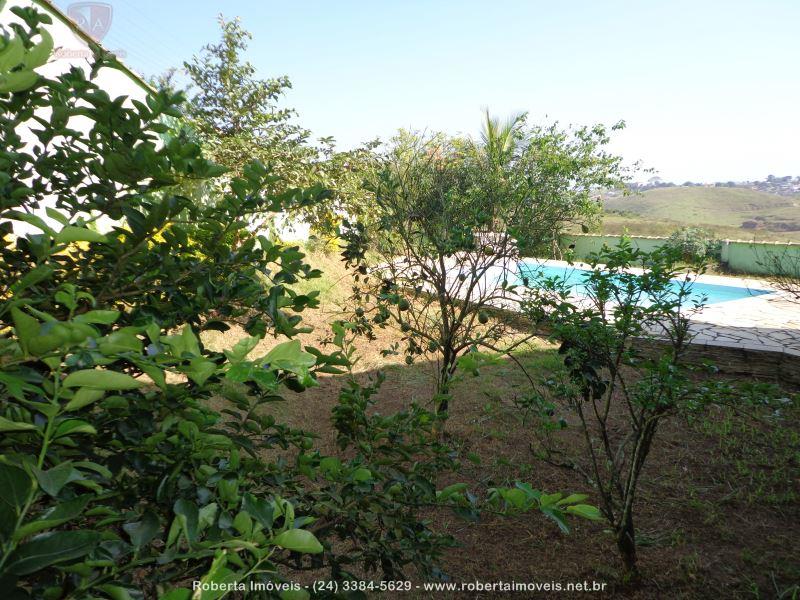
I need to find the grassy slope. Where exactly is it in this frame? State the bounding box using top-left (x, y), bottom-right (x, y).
top-left (601, 186), bottom-right (800, 242)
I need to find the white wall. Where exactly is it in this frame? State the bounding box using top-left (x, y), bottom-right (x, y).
top-left (4, 0), bottom-right (151, 235)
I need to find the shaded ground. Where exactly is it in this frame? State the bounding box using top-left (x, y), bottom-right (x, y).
top-left (204, 250), bottom-right (800, 598)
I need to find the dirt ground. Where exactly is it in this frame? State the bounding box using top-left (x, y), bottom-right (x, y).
top-left (204, 250), bottom-right (800, 599)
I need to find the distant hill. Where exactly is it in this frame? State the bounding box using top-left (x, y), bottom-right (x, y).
top-left (602, 186), bottom-right (800, 241)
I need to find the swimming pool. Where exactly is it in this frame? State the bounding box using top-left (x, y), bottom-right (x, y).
top-left (516, 262), bottom-right (773, 305)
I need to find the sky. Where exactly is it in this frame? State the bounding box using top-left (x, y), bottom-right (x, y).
top-left (51, 0), bottom-right (800, 183)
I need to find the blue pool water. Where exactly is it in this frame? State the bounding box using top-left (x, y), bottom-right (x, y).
top-left (516, 262), bottom-right (772, 305)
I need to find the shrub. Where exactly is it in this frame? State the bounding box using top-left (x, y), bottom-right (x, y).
top-left (664, 227), bottom-right (721, 262)
top-left (342, 119), bottom-right (626, 424)
top-left (522, 241), bottom-right (784, 577)
top-left (0, 6), bottom-right (339, 596)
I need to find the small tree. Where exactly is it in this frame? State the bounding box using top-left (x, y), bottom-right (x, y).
top-left (523, 243), bottom-right (704, 577)
top-left (182, 16), bottom-right (380, 238)
top-left (183, 15), bottom-right (316, 200)
top-left (342, 118), bottom-right (627, 421)
top-left (664, 226), bottom-right (721, 263)
top-left (522, 242), bottom-right (784, 578)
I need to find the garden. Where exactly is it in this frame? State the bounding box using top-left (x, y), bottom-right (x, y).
top-left (1, 6), bottom-right (798, 599)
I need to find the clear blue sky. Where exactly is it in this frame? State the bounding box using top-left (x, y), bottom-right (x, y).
top-left (53, 0), bottom-right (800, 183)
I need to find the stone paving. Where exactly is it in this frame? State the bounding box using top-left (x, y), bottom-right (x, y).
top-left (682, 292), bottom-right (800, 359)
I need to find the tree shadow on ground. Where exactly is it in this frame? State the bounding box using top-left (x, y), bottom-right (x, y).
top-left (262, 345), bottom-right (800, 598)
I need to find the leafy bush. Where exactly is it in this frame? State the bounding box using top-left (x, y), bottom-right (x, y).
top-left (522, 241), bottom-right (781, 577)
top-left (342, 120), bottom-right (626, 424)
top-left (0, 7), bottom-right (599, 597)
top-left (664, 226), bottom-right (721, 262)
top-left (0, 6), bottom-right (339, 596)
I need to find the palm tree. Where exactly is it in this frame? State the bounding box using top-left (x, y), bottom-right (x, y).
top-left (479, 108), bottom-right (527, 171)
top-left (474, 109), bottom-right (527, 230)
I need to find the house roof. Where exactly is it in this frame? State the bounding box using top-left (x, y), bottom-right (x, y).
top-left (33, 0), bottom-right (154, 94)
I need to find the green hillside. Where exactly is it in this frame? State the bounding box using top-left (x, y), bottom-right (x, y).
top-left (602, 186), bottom-right (800, 241)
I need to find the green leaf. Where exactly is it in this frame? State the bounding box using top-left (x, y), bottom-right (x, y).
top-left (64, 387), bottom-right (105, 411)
top-left (0, 416), bottom-right (37, 432)
top-left (136, 362), bottom-right (166, 390)
top-left (123, 511), bottom-right (160, 549)
top-left (539, 492), bottom-right (564, 507)
top-left (0, 463), bottom-right (33, 512)
top-left (262, 340), bottom-right (316, 372)
top-left (53, 419), bottom-right (97, 438)
top-left (97, 330), bottom-right (142, 354)
top-left (54, 226), bottom-right (108, 244)
top-left (0, 372), bottom-right (42, 401)
top-left (437, 483), bottom-right (468, 501)
top-left (503, 488), bottom-right (526, 509)
top-left (194, 552), bottom-right (238, 600)
top-left (24, 28), bottom-right (53, 69)
top-left (163, 325), bottom-right (201, 358)
top-left (5, 210), bottom-right (54, 236)
top-left (232, 511), bottom-right (252, 536)
top-left (10, 307), bottom-right (39, 354)
top-left (45, 207), bottom-right (70, 225)
top-left (184, 357), bottom-right (216, 386)
top-left (223, 335), bottom-right (260, 362)
top-left (160, 590), bottom-right (190, 600)
top-left (0, 35), bottom-right (24, 70)
top-left (14, 495), bottom-right (91, 540)
top-left (10, 265), bottom-right (54, 294)
top-left (352, 468), bottom-right (372, 482)
top-left (74, 310), bottom-right (120, 325)
top-left (556, 493), bottom-right (589, 506)
top-left (0, 69), bottom-right (37, 93)
top-left (242, 494), bottom-right (273, 530)
top-left (198, 503), bottom-right (218, 531)
top-left (33, 461), bottom-right (77, 496)
top-left (540, 508), bottom-right (570, 534)
top-left (62, 369), bottom-right (141, 390)
top-left (271, 528), bottom-right (323, 554)
top-left (97, 585), bottom-right (135, 600)
top-left (318, 457), bottom-right (341, 476)
top-left (173, 499), bottom-right (199, 544)
top-left (565, 504), bottom-right (602, 521)
top-left (7, 530), bottom-right (100, 575)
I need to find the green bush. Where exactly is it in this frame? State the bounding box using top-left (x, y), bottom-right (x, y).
top-left (522, 241), bottom-right (786, 577)
top-left (664, 227), bottom-right (721, 263)
top-left (342, 120), bottom-right (626, 424)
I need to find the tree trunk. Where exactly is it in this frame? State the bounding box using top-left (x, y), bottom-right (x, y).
top-left (435, 361), bottom-right (452, 415)
top-left (433, 347), bottom-right (457, 436)
top-left (616, 511), bottom-right (639, 581)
